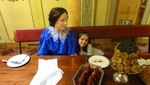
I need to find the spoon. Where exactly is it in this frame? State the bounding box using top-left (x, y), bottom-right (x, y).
top-left (20, 52), bottom-right (30, 62)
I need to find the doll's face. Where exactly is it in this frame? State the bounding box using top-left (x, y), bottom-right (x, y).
top-left (54, 12), bottom-right (68, 33)
top-left (78, 35), bottom-right (89, 48)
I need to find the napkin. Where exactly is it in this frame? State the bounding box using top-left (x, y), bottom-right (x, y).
top-left (138, 58), bottom-right (150, 66)
top-left (30, 59), bottom-right (64, 85)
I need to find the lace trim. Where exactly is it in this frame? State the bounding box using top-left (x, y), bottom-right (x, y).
top-left (48, 26), bottom-right (71, 43)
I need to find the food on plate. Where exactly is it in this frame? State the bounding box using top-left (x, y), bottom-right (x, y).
top-left (129, 53), bottom-right (138, 60)
top-left (120, 52), bottom-right (128, 59)
top-left (131, 59), bottom-right (138, 65)
top-left (116, 57), bottom-right (122, 64)
top-left (92, 59), bottom-right (103, 63)
top-left (123, 59), bottom-right (130, 66)
top-left (76, 64), bottom-right (90, 84)
top-left (86, 67), bottom-right (101, 85)
top-left (111, 42), bottom-right (140, 74)
top-left (116, 63), bottom-right (124, 71)
top-left (131, 65), bottom-right (140, 73)
top-left (88, 55), bottom-right (110, 68)
top-left (115, 49), bottom-right (121, 57)
top-left (75, 64), bottom-right (102, 85)
top-left (124, 66), bottom-right (131, 73)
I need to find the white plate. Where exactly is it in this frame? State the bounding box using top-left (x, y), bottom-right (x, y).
top-left (7, 54), bottom-right (30, 67)
top-left (88, 55), bottom-right (110, 68)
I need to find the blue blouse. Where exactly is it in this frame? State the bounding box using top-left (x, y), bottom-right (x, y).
top-left (38, 26), bottom-right (77, 55)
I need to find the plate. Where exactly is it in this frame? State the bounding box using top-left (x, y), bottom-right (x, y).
top-left (88, 55), bottom-right (110, 68)
top-left (7, 54), bottom-right (30, 67)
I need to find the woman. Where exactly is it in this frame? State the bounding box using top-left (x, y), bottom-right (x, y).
top-left (38, 7), bottom-right (77, 55)
top-left (77, 31), bottom-right (104, 55)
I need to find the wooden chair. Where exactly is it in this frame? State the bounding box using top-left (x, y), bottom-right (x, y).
top-left (14, 25), bottom-right (150, 54)
top-left (14, 28), bottom-right (45, 54)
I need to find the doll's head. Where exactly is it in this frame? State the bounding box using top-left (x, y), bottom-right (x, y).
top-left (77, 31), bottom-right (91, 52)
top-left (48, 7), bottom-right (68, 27)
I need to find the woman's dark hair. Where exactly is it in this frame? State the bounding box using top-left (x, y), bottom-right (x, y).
top-left (77, 31), bottom-right (91, 54)
top-left (48, 7), bottom-right (68, 26)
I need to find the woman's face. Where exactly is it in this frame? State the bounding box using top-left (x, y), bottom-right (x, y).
top-left (54, 12), bottom-right (68, 33)
top-left (78, 35), bottom-right (89, 48)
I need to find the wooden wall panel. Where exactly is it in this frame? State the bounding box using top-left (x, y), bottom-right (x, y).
top-left (114, 0), bottom-right (142, 25)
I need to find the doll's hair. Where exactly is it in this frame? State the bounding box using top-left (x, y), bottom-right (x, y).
top-left (48, 7), bottom-right (68, 26)
top-left (77, 31), bottom-right (91, 54)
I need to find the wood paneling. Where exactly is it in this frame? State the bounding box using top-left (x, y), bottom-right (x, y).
top-left (114, 0), bottom-right (142, 25)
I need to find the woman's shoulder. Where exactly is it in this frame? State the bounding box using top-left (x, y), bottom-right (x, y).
top-left (41, 27), bottom-right (50, 33)
top-left (40, 27), bottom-right (53, 38)
top-left (67, 27), bottom-right (76, 35)
top-left (44, 26), bottom-right (53, 31)
top-left (41, 27), bottom-right (55, 35)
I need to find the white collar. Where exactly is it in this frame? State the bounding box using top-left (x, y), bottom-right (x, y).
top-left (48, 26), bottom-right (71, 43)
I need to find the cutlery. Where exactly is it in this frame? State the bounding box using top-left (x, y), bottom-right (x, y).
top-left (2, 60), bottom-right (22, 64)
top-left (2, 52), bottom-right (30, 64)
top-left (20, 52), bottom-right (30, 62)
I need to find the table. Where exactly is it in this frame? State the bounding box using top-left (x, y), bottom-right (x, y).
top-left (0, 54), bottom-right (149, 85)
